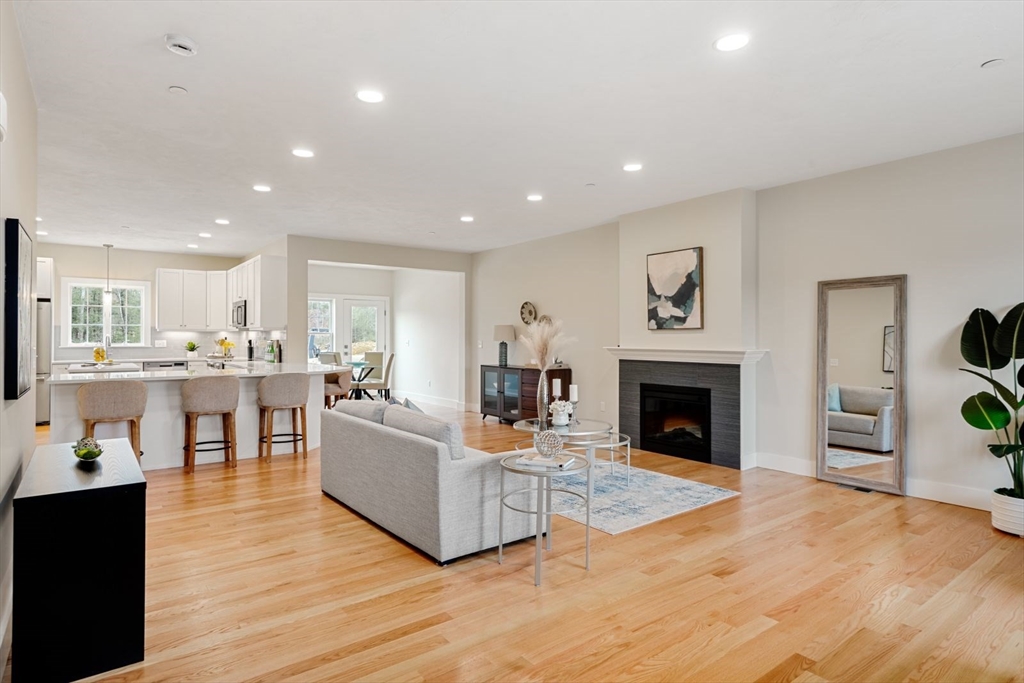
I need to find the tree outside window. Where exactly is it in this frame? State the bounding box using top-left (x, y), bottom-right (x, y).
top-left (308, 299), bottom-right (333, 359)
top-left (67, 281), bottom-right (148, 346)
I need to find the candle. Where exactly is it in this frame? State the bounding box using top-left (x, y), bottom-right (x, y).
top-left (569, 384), bottom-right (578, 402)
top-left (552, 378), bottom-right (561, 397)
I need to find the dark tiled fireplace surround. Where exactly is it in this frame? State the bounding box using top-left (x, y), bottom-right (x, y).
top-left (619, 360), bottom-right (741, 470)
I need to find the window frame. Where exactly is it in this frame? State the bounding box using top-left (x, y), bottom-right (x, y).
top-left (307, 295), bottom-right (336, 360)
top-left (61, 277), bottom-right (152, 348)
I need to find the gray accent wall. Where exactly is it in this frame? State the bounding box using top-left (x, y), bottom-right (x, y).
top-left (619, 360), bottom-right (741, 469)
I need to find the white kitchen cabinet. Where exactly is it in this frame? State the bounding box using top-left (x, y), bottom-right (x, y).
top-left (156, 268), bottom-right (210, 330)
top-left (187, 361), bottom-right (207, 372)
top-left (226, 255), bottom-right (286, 330)
top-left (36, 257), bottom-right (54, 300)
top-left (206, 271), bottom-right (228, 330)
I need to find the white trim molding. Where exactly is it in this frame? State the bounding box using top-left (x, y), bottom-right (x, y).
top-left (605, 347), bottom-right (768, 365)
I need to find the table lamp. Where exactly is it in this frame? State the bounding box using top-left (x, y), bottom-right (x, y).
top-left (493, 325), bottom-right (516, 367)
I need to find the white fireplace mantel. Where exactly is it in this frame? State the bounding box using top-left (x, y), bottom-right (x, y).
top-left (604, 347), bottom-right (768, 365)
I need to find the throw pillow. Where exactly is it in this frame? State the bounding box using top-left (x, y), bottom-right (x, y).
top-left (403, 398), bottom-right (425, 413)
top-left (384, 406), bottom-right (465, 460)
top-left (827, 383), bottom-right (842, 412)
top-left (386, 397), bottom-right (402, 405)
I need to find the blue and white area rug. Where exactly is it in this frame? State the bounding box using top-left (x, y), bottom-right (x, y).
top-left (827, 449), bottom-right (891, 470)
top-left (553, 466), bottom-right (739, 535)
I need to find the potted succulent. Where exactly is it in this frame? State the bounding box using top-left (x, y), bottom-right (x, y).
top-left (959, 303), bottom-right (1023, 536)
top-left (185, 341), bottom-right (200, 358)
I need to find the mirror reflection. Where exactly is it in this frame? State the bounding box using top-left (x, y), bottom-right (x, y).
top-left (821, 283), bottom-right (901, 489)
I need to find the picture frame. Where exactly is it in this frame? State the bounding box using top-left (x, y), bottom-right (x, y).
top-left (882, 324), bottom-right (895, 373)
top-left (647, 246), bottom-right (704, 330)
top-left (4, 217), bottom-right (34, 399)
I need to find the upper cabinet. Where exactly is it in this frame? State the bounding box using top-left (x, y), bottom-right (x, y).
top-left (156, 268), bottom-right (228, 331)
top-left (227, 255), bottom-right (285, 330)
top-left (36, 257), bottom-right (54, 300)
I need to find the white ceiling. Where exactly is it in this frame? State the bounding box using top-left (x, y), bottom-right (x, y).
top-left (14, 1), bottom-right (1024, 257)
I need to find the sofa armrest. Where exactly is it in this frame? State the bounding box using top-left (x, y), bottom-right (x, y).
top-left (874, 405), bottom-right (894, 450)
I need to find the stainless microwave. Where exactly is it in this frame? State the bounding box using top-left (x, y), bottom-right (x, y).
top-left (232, 299), bottom-right (248, 328)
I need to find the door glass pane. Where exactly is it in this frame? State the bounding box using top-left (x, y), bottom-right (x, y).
top-left (503, 372), bottom-right (520, 417)
top-left (350, 305), bottom-right (378, 360)
top-left (483, 369), bottom-right (499, 412)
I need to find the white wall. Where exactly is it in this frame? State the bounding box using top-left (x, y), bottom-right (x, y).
top-left (392, 269), bottom-right (465, 408)
top-left (470, 222), bottom-right (620, 423)
top-left (0, 0), bottom-right (37, 664)
top-left (618, 189), bottom-right (757, 350)
top-left (308, 262), bottom-right (394, 300)
top-left (756, 134), bottom-right (1024, 508)
top-left (826, 286), bottom-right (895, 388)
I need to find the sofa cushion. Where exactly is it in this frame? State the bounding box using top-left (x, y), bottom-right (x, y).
top-left (333, 399), bottom-right (387, 424)
top-left (383, 404), bottom-right (465, 460)
top-left (828, 411), bottom-right (876, 435)
top-left (838, 386), bottom-right (893, 416)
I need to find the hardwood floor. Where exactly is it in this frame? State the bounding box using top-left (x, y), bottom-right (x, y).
top-left (20, 415), bottom-right (1024, 682)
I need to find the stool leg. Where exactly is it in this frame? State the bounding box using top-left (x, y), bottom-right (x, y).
top-left (291, 408), bottom-right (299, 454)
top-left (130, 417), bottom-right (142, 461)
top-left (300, 406), bottom-right (308, 460)
top-left (183, 413), bottom-right (192, 469)
top-left (221, 412), bottom-right (231, 464)
top-left (187, 414), bottom-right (198, 473)
top-left (229, 410), bottom-right (238, 468)
top-left (266, 409), bottom-right (274, 463)
top-left (258, 407), bottom-right (266, 458)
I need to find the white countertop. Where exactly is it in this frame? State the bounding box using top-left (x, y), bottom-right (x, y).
top-left (51, 356), bottom-right (199, 365)
top-left (48, 362), bottom-right (343, 385)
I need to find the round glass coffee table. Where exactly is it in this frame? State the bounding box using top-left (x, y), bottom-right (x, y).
top-left (498, 451), bottom-right (590, 586)
top-left (513, 418), bottom-right (613, 504)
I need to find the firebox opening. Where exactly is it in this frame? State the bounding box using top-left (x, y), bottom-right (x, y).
top-left (640, 384), bottom-right (711, 463)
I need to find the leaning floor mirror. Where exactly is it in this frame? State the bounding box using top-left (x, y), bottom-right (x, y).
top-left (816, 275), bottom-right (907, 495)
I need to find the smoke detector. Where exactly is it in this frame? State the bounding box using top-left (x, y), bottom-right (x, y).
top-left (164, 34), bottom-right (198, 57)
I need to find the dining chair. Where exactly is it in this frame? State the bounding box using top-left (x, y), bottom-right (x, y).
top-left (353, 352), bottom-right (394, 400)
top-left (351, 350), bottom-right (384, 400)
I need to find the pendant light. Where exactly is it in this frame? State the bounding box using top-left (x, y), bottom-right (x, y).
top-left (103, 244), bottom-right (113, 305)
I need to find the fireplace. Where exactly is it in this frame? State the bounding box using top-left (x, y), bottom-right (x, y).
top-left (640, 383), bottom-right (712, 462)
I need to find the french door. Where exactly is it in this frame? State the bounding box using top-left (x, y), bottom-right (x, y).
top-left (340, 298), bottom-right (387, 362)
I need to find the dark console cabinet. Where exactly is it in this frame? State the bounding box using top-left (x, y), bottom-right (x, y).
top-left (14, 438), bottom-right (146, 682)
top-left (480, 365), bottom-right (572, 422)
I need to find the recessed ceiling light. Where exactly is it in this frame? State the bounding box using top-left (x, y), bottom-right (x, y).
top-left (36, 231), bottom-right (48, 236)
top-left (292, 149), bottom-right (315, 158)
top-left (980, 59), bottom-right (1005, 69)
top-left (461, 216), bottom-right (474, 222)
top-left (623, 163), bottom-right (643, 172)
top-left (198, 233), bottom-right (212, 238)
top-left (356, 90), bottom-right (385, 103)
top-left (215, 219), bottom-right (230, 225)
top-left (168, 86), bottom-right (188, 95)
top-left (585, 183), bottom-right (596, 187)
top-left (253, 184), bottom-right (271, 192)
top-left (164, 33), bottom-right (198, 57)
top-left (714, 34), bottom-right (750, 52)
top-left (428, 231), bottom-right (436, 236)
top-left (187, 244), bottom-right (199, 249)
top-left (527, 194), bottom-right (543, 202)
top-left (121, 225), bottom-right (132, 230)
top-left (35, 217), bottom-right (42, 222)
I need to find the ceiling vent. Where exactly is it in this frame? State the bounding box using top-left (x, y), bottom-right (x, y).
top-left (164, 34), bottom-right (198, 57)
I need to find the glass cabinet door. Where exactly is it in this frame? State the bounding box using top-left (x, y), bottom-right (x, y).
top-left (502, 370), bottom-right (521, 419)
top-left (482, 368), bottom-right (500, 414)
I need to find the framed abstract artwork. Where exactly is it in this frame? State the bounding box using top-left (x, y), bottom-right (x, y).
top-left (882, 324), bottom-right (895, 373)
top-left (647, 246), bottom-right (703, 330)
top-left (4, 218), bottom-right (33, 399)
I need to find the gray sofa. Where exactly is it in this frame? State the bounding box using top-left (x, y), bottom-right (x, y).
top-left (827, 385), bottom-right (894, 452)
top-left (320, 401), bottom-right (533, 563)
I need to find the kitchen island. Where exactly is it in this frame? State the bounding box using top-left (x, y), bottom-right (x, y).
top-left (48, 362), bottom-right (339, 471)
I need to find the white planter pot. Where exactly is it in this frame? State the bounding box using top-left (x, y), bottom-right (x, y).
top-left (186, 351), bottom-right (198, 359)
top-left (991, 490), bottom-right (1024, 537)
top-left (550, 410), bottom-right (570, 427)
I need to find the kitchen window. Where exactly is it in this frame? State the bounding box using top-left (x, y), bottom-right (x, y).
top-left (61, 278), bottom-right (151, 347)
top-left (308, 298), bottom-right (334, 359)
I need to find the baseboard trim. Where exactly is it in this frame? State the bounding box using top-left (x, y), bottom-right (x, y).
top-left (906, 478), bottom-right (991, 511)
top-left (465, 402), bottom-right (480, 414)
top-left (0, 580), bottom-right (12, 675)
top-left (397, 390), bottom-right (464, 412)
top-left (754, 452), bottom-right (816, 477)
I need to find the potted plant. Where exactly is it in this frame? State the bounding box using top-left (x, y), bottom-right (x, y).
top-left (185, 341), bottom-right (200, 359)
top-left (959, 302), bottom-right (1023, 536)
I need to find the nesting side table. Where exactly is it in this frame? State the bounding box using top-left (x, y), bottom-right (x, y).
top-left (498, 452), bottom-right (590, 586)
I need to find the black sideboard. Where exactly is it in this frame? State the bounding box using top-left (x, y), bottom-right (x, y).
top-left (14, 437), bottom-right (146, 682)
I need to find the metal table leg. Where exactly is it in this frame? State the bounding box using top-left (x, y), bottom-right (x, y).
top-left (498, 468), bottom-right (505, 564)
top-left (534, 475), bottom-right (545, 586)
top-left (545, 477), bottom-right (553, 551)
top-left (586, 465), bottom-right (591, 571)
top-left (586, 445), bottom-right (596, 506)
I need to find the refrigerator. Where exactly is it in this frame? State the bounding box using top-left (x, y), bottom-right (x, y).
top-left (35, 300), bottom-right (51, 424)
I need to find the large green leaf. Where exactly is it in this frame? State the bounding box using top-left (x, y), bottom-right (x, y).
top-left (961, 392), bottom-right (1012, 431)
top-left (960, 368), bottom-right (1023, 410)
top-left (961, 309), bottom-right (1010, 369)
top-left (988, 444), bottom-right (1024, 457)
top-left (994, 302), bottom-right (1024, 359)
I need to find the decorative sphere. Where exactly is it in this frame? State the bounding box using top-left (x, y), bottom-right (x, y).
top-left (535, 430), bottom-right (563, 457)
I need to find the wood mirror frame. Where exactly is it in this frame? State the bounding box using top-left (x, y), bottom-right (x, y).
top-left (816, 274), bottom-right (907, 495)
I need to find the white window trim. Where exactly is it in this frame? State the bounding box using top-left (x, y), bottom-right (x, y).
top-left (60, 277), bottom-right (152, 348)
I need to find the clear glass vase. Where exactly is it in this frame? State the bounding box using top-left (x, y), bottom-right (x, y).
top-left (537, 369), bottom-right (550, 429)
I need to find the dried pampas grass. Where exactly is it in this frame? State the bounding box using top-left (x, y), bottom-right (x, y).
top-left (519, 318), bottom-right (574, 370)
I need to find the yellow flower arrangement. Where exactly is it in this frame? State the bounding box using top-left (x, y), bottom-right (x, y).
top-left (216, 338), bottom-right (235, 356)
